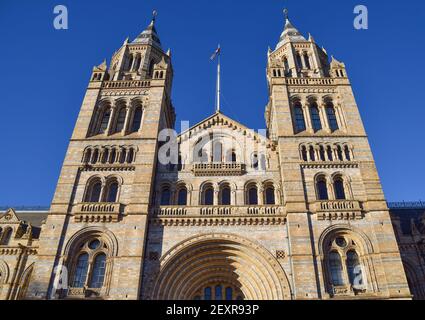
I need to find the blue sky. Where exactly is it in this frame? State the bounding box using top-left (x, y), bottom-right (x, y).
top-left (0, 0), bottom-right (424, 206)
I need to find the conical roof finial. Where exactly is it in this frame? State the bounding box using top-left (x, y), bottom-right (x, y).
top-left (152, 10), bottom-right (158, 23)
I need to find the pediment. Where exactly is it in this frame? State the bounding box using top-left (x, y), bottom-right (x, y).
top-left (0, 208), bottom-right (21, 224)
top-left (178, 112), bottom-right (275, 150)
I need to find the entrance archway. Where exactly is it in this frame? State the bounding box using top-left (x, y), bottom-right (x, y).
top-left (149, 234), bottom-right (292, 300)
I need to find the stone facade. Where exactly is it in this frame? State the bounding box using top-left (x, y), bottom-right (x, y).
top-left (0, 12), bottom-right (423, 300)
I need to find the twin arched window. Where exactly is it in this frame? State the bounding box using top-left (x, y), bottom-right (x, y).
top-left (70, 239), bottom-right (107, 290)
top-left (325, 235), bottom-right (365, 293)
top-left (84, 178), bottom-right (120, 203)
top-left (316, 175), bottom-right (347, 201)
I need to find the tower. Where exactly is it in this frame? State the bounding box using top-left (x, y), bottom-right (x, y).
top-left (26, 13), bottom-right (175, 300)
top-left (265, 11), bottom-right (410, 299)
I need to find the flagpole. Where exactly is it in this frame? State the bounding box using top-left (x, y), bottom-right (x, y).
top-left (216, 48), bottom-right (221, 113)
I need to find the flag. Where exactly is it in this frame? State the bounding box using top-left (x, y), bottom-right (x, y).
top-left (210, 45), bottom-right (221, 60)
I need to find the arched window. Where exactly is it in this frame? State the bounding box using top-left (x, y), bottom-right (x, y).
top-left (252, 153), bottom-right (259, 170)
top-left (344, 146), bottom-right (351, 161)
top-left (316, 176), bottom-right (329, 200)
top-left (109, 149), bottom-right (116, 164)
top-left (203, 187), bottom-right (214, 206)
top-left (131, 107), bottom-right (143, 132)
top-left (215, 285), bottom-right (223, 301)
top-left (213, 142), bottom-right (222, 163)
top-left (134, 55), bottom-right (141, 71)
top-left (115, 108), bottom-right (127, 133)
top-left (326, 146), bottom-right (333, 161)
top-left (304, 53), bottom-right (311, 69)
top-left (119, 149), bottom-right (127, 164)
top-left (225, 287), bottom-right (233, 301)
top-left (177, 187), bottom-right (187, 206)
top-left (329, 251), bottom-right (345, 286)
top-left (160, 187), bottom-right (171, 206)
top-left (84, 149), bottom-right (92, 164)
top-left (309, 146), bottom-right (316, 162)
top-left (89, 253), bottom-right (107, 289)
top-left (294, 104), bottom-right (306, 132)
top-left (128, 148), bottom-right (135, 163)
top-left (301, 146), bottom-right (308, 161)
top-left (310, 103), bottom-right (322, 132)
top-left (220, 186), bottom-right (231, 205)
top-left (204, 287), bottom-right (212, 301)
top-left (1, 228), bottom-right (13, 245)
top-left (337, 145), bottom-right (344, 161)
top-left (101, 149), bottom-right (109, 164)
top-left (227, 150), bottom-right (237, 163)
top-left (296, 53), bottom-right (303, 69)
top-left (265, 187), bottom-right (275, 205)
top-left (347, 251), bottom-right (363, 287)
top-left (91, 149), bottom-right (99, 164)
top-left (247, 185), bottom-right (258, 205)
top-left (71, 253), bottom-right (89, 288)
top-left (85, 180), bottom-right (102, 203)
top-left (106, 181), bottom-right (119, 203)
top-left (319, 146), bottom-right (326, 161)
top-left (98, 108), bottom-right (111, 134)
top-left (126, 55), bottom-right (134, 71)
top-left (334, 177), bottom-right (346, 200)
top-left (326, 104), bottom-right (339, 132)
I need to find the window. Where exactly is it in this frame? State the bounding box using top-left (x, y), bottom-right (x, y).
top-left (296, 53), bottom-right (303, 69)
top-left (91, 149), bottom-right (99, 164)
top-left (148, 60), bottom-right (155, 78)
top-left (304, 53), bottom-right (311, 69)
top-left (204, 287), bottom-right (212, 301)
top-left (225, 287), bottom-right (233, 301)
top-left (344, 146), bottom-right (351, 161)
top-left (131, 107), bottom-right (143, 132)
top-left (89, 253), bottom-right (107, 289)
top-left (265, 187), bottom-right (275, 205)
top-left (334, 177), bottom-right (346, 200)
top-left (294, 105), bottom-right (306, 132)
top-left (252, 153), bottom-right (259, 170)
top-left (84, 149), bottom-right (92, 164)
top-left (227, 150), bottom-right (237, 163)
top-left (106, 182), bottom-right (119, 203)
top-left (203, 187), bottom-right (214, 206)
top-left (326, 146), bottom-right (333, 161)
top-left (99, 108), bottom-right (111, 134)
top-left (319, 146), bottom-right (326, 161)
top-left (213, 142), bottom-right (222, 163)
top-left (115, 108), bottom-right (127, 133)
top-left (301, 146), bottom-right (308, 161)
top-left (247, 186), bottom-right (258, 205)
top-left (316, 177), bottom-right (329, 200)
top-left (71, 253), bottom-right (89, 288)
top-left (128, 148), bottom-right (135, 163)
top-left (215, 285), bottom-right (223, 301)
top-left (310, 104), bottom-right (322, 131)
top-left (324, 234), bottom-right (367, 295)
top-left (177, 187), bottom-right (187, 206)
top-left (101, 149), bottom-right (109, 164)
top-left (1, 228), bottom-right (13, 245)
top-left (326, 104), bottom-right (339, 132)
top-left (160, 187), bottom-right (171, 206)
top-left (329, 252), bottom-right (344, 286)
top-left (70, 238), bottom-right (109, 291)
top-left (109, 149), bottom-right (116, 164)
top-left (119, 149), bottom-right (127, 164)
top-left (220, 187), bottom-right (231, 205)
top-left (309, 146), bottom-right (316, 162)
top-left (347, 251), bottom-right (363, 287)
top-left (85, 180), bottom-right (102, 203)
top-left (283, 57), bottom-right (289, 72)
top-left (127, 55), bottom-right (134, 71)
top-left (337, 146), bottom-right (343, 161)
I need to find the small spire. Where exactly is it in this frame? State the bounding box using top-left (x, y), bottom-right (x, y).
top-left (283, 8), bottom-right (289, 21)
top-left (308, 33), bottom-right (315, 42)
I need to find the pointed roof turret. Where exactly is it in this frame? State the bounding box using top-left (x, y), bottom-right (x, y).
top-left (276, 9), bottom-right (306, 49)
top-left (132, 10), bottom-right (162, 49)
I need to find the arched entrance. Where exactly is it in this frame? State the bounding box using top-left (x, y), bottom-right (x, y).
top-left (149, 234), bottom-right (292, 300)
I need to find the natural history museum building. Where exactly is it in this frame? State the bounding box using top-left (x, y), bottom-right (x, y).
top-left (1, 11), bottom-right (425, 300)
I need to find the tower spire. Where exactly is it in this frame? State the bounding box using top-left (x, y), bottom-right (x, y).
top-left (132, 10), bottom-right (162, 49)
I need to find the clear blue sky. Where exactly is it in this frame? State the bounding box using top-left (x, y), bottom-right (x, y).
top-left (0, 0), bottom-right (424, 206)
